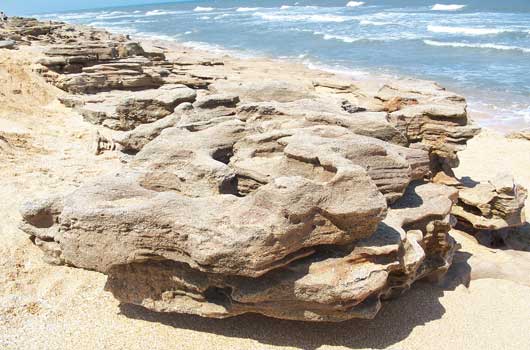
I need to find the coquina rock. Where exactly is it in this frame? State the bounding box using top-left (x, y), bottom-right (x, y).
top-left (59, 84), bottom-right (197, 130)
top-left (19, 112), bottom-right (458, 321)
top-left (13, 18), bottom-right (492, 322)
top-left (507, 129), bottom-right (530, 141)
top-left (452, 173), bottom-right (527, 231)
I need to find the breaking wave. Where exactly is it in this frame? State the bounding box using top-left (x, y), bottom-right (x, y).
top-left (254, 12), bottom-right (354, 23)
top-left (236, 7), bottom-right (259, 12)
top-left (424, 40), bottom-right (530, 53)
top-left (145, 10), bottom-right (179, 16)
top-left (194, 7), bottom-right (214, 12)
top-left (427, 25), bottom-right (508, 36)
top-left (431, 4), bottom-right (466, 11)
top-left (346, 1), bottom-right (365, 7)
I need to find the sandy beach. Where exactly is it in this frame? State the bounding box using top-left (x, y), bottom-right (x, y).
top-left (1, 28), bottom-right (530, 350)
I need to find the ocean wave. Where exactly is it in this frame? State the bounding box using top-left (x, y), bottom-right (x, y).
top-left (236, 7), bottom-right (259, 12)
top-left (97, 11), bottom-right (128, 17)
top-left (424, 40), bottom-right (530, 53)
top-left (359, 20), bottom-right (392, 26)
top-left (179, 41), bottom-right (255, 58)
top-left (427, 25), bottom-right (508, 36)
top-left (279, 5), bottom-right (320, 10)
top-left (302, 60), bottom-right (372, 79)
top-left (194, 7), bottom-right (214, 12)
top-left (88, 20), bottom-right (133, 27)
top-left (513, 107), bottom-right (530, 122)
top-left (95, 13), bottom-right (146, 20)
top-left (52, 12), bottom-right (101, 20)
top-left (134, 32), bottom-right (179, 42)
top-left (254, 12), bottom-right (354, 23)
top-left (314, 31), bottom-right (359, 43)
top-left (431, 4), bottom-right (466, 11)
top-left (346, 1), bottom-right (365, 7)
top-left (145, 10), bottom-right (179, 16)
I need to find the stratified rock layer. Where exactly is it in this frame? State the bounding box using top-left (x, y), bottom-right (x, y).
top-left (452, 173), bottom-right (527, 231)
top-left (12, 18), bottom-right (489, 321)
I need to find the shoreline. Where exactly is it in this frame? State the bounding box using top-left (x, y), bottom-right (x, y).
top-left (27, 17), bottom-right (527, 134)
top-left (127, 32), bottom-right (528, 134)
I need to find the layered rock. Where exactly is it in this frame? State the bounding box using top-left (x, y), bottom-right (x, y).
top-left (11, 18), bottom-right (492, 321)
top-left (20, 119), bottom-right (458, 320)
top-left (60, 84), bottom-right (196, 130)
top-left (105, 182), bottom-right (456, 322)
top-left (452, 174), bottom-right (527, 231)
top-left (507, 129), bottom-right (530, 141)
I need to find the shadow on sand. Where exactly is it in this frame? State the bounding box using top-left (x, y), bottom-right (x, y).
top-left (118, 251), bottom-right (472, 350)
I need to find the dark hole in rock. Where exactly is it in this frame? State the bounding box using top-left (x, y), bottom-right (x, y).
top-left (218, 175), bottom-right (240, 196)
top-left (203, 286), bottom-right (233, 306)
top-left (25, 210), bottom-right (55, 228)
top-left (341, 100), bottom-right (367, 114)
top-left (234, 174), bottom-right (267, 197)
top-left (121, 148), bottom-right (139, 156)
top-left (211, 146), bottom-right (234, 165)
top-left (457, 201), bottom-right (485, 217)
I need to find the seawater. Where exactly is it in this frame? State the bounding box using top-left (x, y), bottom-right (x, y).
top-left (36, 0), bottom-right (530, 130)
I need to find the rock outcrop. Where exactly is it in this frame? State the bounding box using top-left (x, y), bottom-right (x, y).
top-left (452, 173), bottom-right (527, 232)
top-left (60, 84), bottom-right (196, 130)
top-left (507, 129), bottom-right (530, 141)
top-left (11, 18), bottom-right (504, 321)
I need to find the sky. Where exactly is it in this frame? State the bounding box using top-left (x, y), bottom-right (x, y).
top-left (0, 0), bottom-right (189, 15)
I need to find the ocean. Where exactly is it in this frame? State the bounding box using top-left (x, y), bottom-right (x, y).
top-left (35, 0), bottom-right (530, 130)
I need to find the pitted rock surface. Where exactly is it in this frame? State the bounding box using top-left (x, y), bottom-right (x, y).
top-left (11, 17), bottom-right (514, 322)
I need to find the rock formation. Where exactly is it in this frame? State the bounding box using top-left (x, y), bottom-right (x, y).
top-left (450, 174), bottom-right (528, 247)
top-left (507, 129), bottom-right (530, 141)
top-left (11, 17), bottom-right (523, 321)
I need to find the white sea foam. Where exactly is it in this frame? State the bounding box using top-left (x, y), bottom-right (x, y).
top-left (359, 20), bottom-right (392, 26)
top-left (346, 1), bottom-right (365, 7)
top-left (254, 12), bottom-right (353, 23)
top-left (424, 40), bottom-right (530, 53)
top-left (134, 32), bottom-right (178, 42)
top-left (236, 7), bottom-right (259, 12)
top-left (427, 25), bottom-right (507, 36)
top-left (514, 107), bottom-right (530, 122)
top-left (313, 31), bottom-right (359, 43)
top-left (53, 12), bottom-right (101, 20)
top-left (280, 5), bottom-right (292, 10)
top-left (431, 4), bottom-right (466, 11)
top-left (194, 7), bottom-right (214, 12)
top-left (88, 20), bottom-right (133, 27)
top-left (95, 13), bottom-right (145, 19)
top-left (145, 10), bottom-right (179, 16)
top-left (303, 60), bottom-right (372, 79)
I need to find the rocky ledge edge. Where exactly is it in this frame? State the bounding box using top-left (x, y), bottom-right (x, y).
top-left (3, 17), bottom-right (527, 322)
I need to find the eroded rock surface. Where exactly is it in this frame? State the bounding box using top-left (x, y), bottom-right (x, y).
top-left (452, 173), bottom-right (527, 231)
top-left (12, 18), bottom-right (495, 321)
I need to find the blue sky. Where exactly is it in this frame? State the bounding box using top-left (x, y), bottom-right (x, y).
top-left (1, 0), bottom-right (189, 15)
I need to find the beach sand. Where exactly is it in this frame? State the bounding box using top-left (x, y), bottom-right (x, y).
top-left (1, 43), bottom-right (529, 350)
